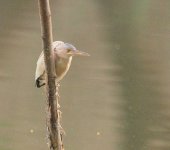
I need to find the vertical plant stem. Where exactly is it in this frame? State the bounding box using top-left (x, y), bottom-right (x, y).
top-left (38, 0), bottom-right (63, 150)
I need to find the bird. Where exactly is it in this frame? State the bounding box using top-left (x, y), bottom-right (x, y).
top-left (35, 41), bottom-right (89, 88)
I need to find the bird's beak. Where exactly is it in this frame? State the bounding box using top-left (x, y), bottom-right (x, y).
top-left (68, 50), bottom-right (90, 56)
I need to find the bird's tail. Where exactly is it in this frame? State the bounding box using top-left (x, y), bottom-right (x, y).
top-left (35, 76), bottom-right (46, 88)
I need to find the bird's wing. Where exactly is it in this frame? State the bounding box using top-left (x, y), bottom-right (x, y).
top-left (35, 51), bottom-right (45, 81)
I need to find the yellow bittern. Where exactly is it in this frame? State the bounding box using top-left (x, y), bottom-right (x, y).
top-left (35, 41), bottom-right (89, 88)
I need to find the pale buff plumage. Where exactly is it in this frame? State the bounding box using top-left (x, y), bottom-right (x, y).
top-left (35, 41), bottom-right (89, 88)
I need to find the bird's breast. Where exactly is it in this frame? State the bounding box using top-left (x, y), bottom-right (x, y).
top-left (55, 56), bottom-right (72, 82)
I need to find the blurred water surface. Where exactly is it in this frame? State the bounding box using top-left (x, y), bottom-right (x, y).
top-left (0, 0), bottom-right (170, 150)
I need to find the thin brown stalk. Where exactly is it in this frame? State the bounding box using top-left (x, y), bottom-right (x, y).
top-left (38, 0), bottom-right (63, 150)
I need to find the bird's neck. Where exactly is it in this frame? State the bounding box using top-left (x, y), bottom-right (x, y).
top-left (54, 56), bottom-right (72, 82)
top-left (56, 56), bottom-right (72, 65)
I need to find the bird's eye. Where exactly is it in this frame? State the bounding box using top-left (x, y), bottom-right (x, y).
top-left (67, 49), bottom-right (71, 53)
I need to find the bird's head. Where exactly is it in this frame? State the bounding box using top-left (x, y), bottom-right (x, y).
top-left (53, 41), bottom-right (90, 58)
